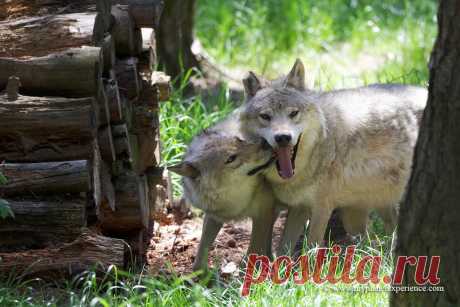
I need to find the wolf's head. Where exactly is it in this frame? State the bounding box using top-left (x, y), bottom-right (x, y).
top-left (240, 59), bottom-right (322, 180)
top-left (169, 131), bottom-right (273, 210)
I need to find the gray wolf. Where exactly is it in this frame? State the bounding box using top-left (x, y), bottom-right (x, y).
top-left (239, 59), bottom-right (427, 254)
top-left (169, 114), bottom-right (277, 272)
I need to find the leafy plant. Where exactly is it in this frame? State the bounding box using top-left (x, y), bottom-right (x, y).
top-left (0, 171), bottom-right (13, 219)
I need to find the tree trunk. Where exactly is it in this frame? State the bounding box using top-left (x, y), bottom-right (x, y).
top-left (0, 229), bottom-right (126, 277)
top-left (0, 161), bottom-right (90, 196)
top-left (156, 0), bottom-right (200, 80)
top-left (391, 1), bottom-right (460, 306)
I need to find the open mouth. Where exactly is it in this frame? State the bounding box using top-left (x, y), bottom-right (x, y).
top-left (275, 134), bottom-right (301, 179)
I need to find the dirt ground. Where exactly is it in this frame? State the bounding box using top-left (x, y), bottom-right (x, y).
top-left (146, 210), bottom-right (287, 276)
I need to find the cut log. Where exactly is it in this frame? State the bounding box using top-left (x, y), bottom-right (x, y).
top-left (0, 12), bottom-right (108, 58)
top-left (115, 57), bottom-right (141, 99)
top-left (0, 230), bottom-right (126, 277)
top-left (0, 47), bottom-right (103, 97)
top-left (101, 162), bottom-right (116, 211)
top-left (99, 171), bottom-right (149, 233)
top-left (98, 126), bottom-right (117, 163)
top-left (112, 124), bottom-right (140, 170)
top-left (98, 78), bottom-right (110, 126)
top-left (0, 94), bottom-right (98, 162)
top-left (121, 96), bottom-right (134, 130)
top-left (139, 28), bottom-right (157, 73)
top-left (135, 129), bottom-right (159, 173)
top-left (106, 71), bottom-right (123, 123)
top-left (112, 0), bottom-right (164, 28)
top-left (101, 34), bottom-right (116, 75)
top-left (137, 79), bottom-right (159, 108)
top-left (96, 0), bottom-right (113, 31)
top-left (133, 106), bottom-right (159, 134)
top-left (112, 124), bottom-right (131, 156)
top-left (0, 161), bottom-right (90, 196)
top-left (111, 5), bottom-right (142, 57)
top-left (151, 71), bottom-right (171, 101)
top-left (91, 141), bottom-right (103, 210)
top-left (0, 199), bottom-right (86, 249)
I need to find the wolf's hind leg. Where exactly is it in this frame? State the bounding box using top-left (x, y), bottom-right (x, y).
top-left (192, 214), bottom-right (223, 272)
top-left (376, 206), bottom-right (398, 234)
top-left (277, 206), bottom-right (310, 256)
top-left (341, 207), bottom-right (369, 236)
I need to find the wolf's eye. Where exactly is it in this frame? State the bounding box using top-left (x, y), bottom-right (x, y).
top-left (225, 154), bottom-right (238, 164)
top-left (259, 113), bottom-right (271, 121)
top-left (289, 110), bottom-right (299, 118)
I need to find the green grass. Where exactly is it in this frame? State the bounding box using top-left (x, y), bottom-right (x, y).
top-left (0, 234), bottom-right (394, 306)
top-left (196, 0), bottom-right (437, 87)
top-left (1, 0), bottom-right (437, 306)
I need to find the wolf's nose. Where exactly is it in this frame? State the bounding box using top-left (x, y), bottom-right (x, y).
top-left (274, 134), bottom-right (292, 146)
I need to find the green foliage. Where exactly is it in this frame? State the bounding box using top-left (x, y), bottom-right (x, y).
top-left (196, 0), bottom-right (437, 85)
top-left (0, 172), bottom-right (13, 219)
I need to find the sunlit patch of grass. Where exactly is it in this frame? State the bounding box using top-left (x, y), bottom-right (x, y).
top-left (196, 0), bottom-right (437, 87)
top-left (0, 235), bottom-right (394, 306)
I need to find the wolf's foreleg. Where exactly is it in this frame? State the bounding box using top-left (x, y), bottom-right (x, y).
top-left (307, 203), bottom-right (333, 247)
top-left (277, 206), bottom-right (310, 256)
top-left (248, 203), bottom-right (277, 258)
top-left (192, 214), bottom-right (223, 272)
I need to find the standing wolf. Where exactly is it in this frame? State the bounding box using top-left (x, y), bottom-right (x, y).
top-left (239, 59), bottom-right (427, 254)
top-left (169, 115), bottom-right (277, 272)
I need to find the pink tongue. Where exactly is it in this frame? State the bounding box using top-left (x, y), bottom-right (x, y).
top-left (276, 146), bottom-right (294, 179)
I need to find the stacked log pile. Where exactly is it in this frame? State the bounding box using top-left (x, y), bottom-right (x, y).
top-left (0, 0), bottom-right (169, 277)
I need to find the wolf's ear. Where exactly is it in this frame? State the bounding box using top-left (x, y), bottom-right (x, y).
top-left (284, 58), bottom-right (305, 91)
top-left (243, 71), bottom-right (264, 99)
top-left (168, 162), bottom-right (200, 178)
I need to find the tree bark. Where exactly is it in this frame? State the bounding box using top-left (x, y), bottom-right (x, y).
top-left (0, 229), bottom-right (126, 277)
top-left (0, 160), bottom-right (90, 196)
top-left (0, 199), bottom-right (86, 249)
top-left (0, 47), bottom-right (103, 97)
top-left (391, 1), bottom-right (460, 306)
top-left (156, 0), bottom-right (200, 80)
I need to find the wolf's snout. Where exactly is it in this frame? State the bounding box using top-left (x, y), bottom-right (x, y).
top-left (274, 134), bottom-right (292, 147)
